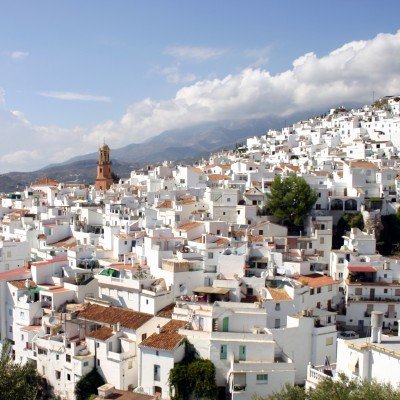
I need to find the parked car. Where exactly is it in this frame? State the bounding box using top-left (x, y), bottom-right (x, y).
top-left (338, 330), bottom-right (359, 339)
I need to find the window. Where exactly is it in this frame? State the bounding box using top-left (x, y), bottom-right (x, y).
top-left (67, 374), bottom-right (71, 381)
top-left (227, 198), bottom-right (231, 202)
top-left (310, 288), bottom-right (315, 295)
top-left (154, 364), bottom-right (160, 381)
top-left (320, 237), bottom-right (325, 245)
top-left (8, 309), bottom-right (12, 316)
top-left (239, 345), bottom-right (246, 361)
top-left (208, 252), bottom-right (214, 259)
top-left (142, 333), bottom-right (147, 341)
top-left (328, 285), bottom-right (332, 292)
top-left (97, 359), bottom-right (100, 367)
top-left (83, 361), bottom-right (89, 367)
top-left (156, 350), bottom-right (159, 356)
top-left (275, 303), bottom-right (280, 311)
top-left (220, 345), bottom-right (227, 360)
top-left (355, 288), bottom-right (362, 295)
top-left (66, 354), bottom-right (71, 362)
top-left (55, 371), bottom-right (61, 380)
top-left (256, 374), bottom-right (268, 383)
top-left (326, 337), bottom-right (334, 346)
top-left (274, 318), bottom-right (280, 328)
top-left (56, 354), bottom-right (59, 361)
top-left (317, 287), bottom-right (321, 294)
top-left (384, 289), bottom-right (388, 294)
top-left (96, 342), bottom-right (100, 348)
top-left (108, 342), bottom-right (112, 351)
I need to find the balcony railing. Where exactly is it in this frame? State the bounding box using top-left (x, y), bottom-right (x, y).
top-left (233, 385), bottom-right (246, 392)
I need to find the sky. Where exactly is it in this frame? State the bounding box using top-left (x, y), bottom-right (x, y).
top-left (0, 0), bottom-right (400, 172)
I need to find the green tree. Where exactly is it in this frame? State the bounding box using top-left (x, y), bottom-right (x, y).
top-left (266, 174), bottom-right (317, 227)
top-left (332, 213), bottom-right (364, 249)
top-left (254, 374), bottom-right (400, 400)
top-left (253, 383), bottom-right (307, 400)
top-left (75, 368), bottom-right (105, 400)
top-left (0, 341), bottom-right (47, 400)
top-left (169, 340), bottom-right (217, 400)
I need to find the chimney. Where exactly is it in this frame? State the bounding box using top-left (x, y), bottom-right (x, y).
top-left (156, 324), bottom-right (161, 334)
top-left (371, 311), bottom-right (383, 343)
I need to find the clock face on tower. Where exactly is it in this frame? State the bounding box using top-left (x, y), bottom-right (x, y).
top-left (95, 143), bottom-right (113, 190)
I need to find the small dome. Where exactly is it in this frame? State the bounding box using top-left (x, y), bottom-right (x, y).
top-left (99, 143), bottom-right (110, 150)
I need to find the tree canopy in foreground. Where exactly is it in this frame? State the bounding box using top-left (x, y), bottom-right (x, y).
top-left (0, 341), bottom-right (47, 400)
top-left (253, 374), bottom-right (400, 400)
top-left (267, 174), bottom-right (317, 227)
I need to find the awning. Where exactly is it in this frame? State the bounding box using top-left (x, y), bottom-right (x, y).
top-left (348, 266), bottom-right (377, 273)
top-left (193, 286), bottom-right (230, 295)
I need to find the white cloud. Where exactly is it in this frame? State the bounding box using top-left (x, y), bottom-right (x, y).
top-left (7, 51), bottom-right (29, 60)
top-left (84, 30), bottom-right (400, 146)
top-left (244, 46), bottom-right (271, 67)
top-left (164, 45), bottom-right (227, 62)
top-left (0, 149), bottom-right (39, 165)
top-left (39, 91), bottom-right (111, 102)
top-left (155, 64), bottom-right (197, 84)
top-left (0, 30), bottom-right (400, 172)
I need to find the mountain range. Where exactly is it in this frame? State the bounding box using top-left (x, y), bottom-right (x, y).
top-left (0, 110), bottom-right (323, 192)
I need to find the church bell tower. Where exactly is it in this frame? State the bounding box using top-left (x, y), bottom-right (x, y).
top-left (95, 143), bottom-right (113, 190)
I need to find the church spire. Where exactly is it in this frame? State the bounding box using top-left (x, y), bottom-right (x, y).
top-left (95, 143), bottom-right (113, 190)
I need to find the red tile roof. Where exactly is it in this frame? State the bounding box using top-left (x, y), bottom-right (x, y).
top-left (31, 177), bottom-right (59, 187)
top-left (347, 266), bottom-right (377, 273)
top-left (295, 274), bottom-right (338, 288)
top-left (139, 320), bottom-right (186, 351)
top-left (178, 221), bottom-right (203, 231)
top-left (0, 267), bottom-right (31, 281)
top-left (78, 303), bottom-right (153, 331)
top-left (156, 200), bottom-right (172, 209)
top-left (87, 326), bottom-right (114, 341)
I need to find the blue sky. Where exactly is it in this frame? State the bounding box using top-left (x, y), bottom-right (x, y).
top-left (0, 1), bottom-right (399, 171)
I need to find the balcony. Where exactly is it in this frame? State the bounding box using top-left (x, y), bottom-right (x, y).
top-left (233, 385), bottom-right (246, 392)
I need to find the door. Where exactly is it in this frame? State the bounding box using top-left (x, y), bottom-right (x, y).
top-left (239, 345), bottom-right (246, 361)
top-left (370, 288), bottom-right (375, 300)
top-left (222, 317), bottom-right (229, 332)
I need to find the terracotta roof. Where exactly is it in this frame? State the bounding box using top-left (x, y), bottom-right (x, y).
top-left (0, 267), bottom-right (31, 281)
top-left (156, 303), bottom-right (175, 318)
top-left (347, 266), bottom-right (377, 273)
top-left (87, 326), bottom-right (114, 341)
top-left (31, 257), bottom-right (67, 268)
top-left (21, 325), bottom-right (42, 332)
top-left (51, 236), bottom-right (77, 249)
top-left (206, 174), bottom-right (231, 181)
top-left (78, 303), bottom-right (153, 331)
top-left (178, 221), bottom-right (203, 231)
top-left (139, 320), bottom-right (186, 351)
top-left (31, 177), bottom-right (59, 187)
top-left (294, 274), bottom-right (338, 288)
top-left (267, 288), bottom-right (292, 301)
top-left (346, 161), bottom-right (379, 169)
top-left (156, 200), bottom-right (172, 209)
top-left (8, 279), bottom-right (37, 289)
